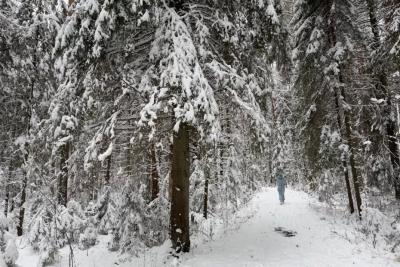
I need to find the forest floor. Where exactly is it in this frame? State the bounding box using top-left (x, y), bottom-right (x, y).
top-left (17, 188), bottom-right (400, 267)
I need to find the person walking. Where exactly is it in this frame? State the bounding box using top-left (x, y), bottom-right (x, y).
top-left (276, 168), bottom-right (286, 204)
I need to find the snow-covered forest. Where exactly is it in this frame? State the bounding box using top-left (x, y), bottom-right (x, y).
top-left (1, 0), bottom-right (400, 266)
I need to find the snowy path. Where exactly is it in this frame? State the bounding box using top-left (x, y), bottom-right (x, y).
top-left (180, 188), bottom-right (399, 267)
top-left (17, 188), bottom-right (400, 266)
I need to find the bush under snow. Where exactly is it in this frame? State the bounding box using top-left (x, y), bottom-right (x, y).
top-left (0, 214), bottom-right (18, 267)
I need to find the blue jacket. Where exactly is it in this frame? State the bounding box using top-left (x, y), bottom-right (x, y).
top-left (276, 173), bottom-right (286, 189)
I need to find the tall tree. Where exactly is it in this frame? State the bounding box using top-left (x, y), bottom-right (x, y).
top-left (379, 0), bottom-right (400, 198)
top-left (292, 0), bottom-right (363, 215)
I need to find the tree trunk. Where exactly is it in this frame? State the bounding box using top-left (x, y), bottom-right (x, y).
top-left (168, 0), bottom-right (190, 253)
top-left (170, 122), bottom-right (190, 253)
top-left (342, 160), bottom-right (355, 214)
top-left (17, 79), bottom-right (35, 236)
top-left (58, 142), bottom-right (70, 207)
top-left (203, 164), bottom-right (209, 219)
top-left (4, 166), bottom-right (11, 217)
top-left (341, 87), bottom-right (362, 218)
top-left (270, 93), bottom-right (277, 184)
top-left (150, 143), bottom-right (160, 201)
top-left (387, 117), bottom-right (400, 198)
top-left (17, 176), bottom-right (27, 236)
top-left (4, 188), bottom-right (9, 217)
top-left (105, 153), bottom-right (112, 185)
top-left (334, 91), bottom-right (355, 214)
top-left (17, 153), bottom-right (29, 236)
top-left (328, 5), bottom-right (361, 216)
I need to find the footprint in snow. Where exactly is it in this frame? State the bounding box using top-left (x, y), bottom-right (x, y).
top-left (274, 227), bottom-right (297, 237)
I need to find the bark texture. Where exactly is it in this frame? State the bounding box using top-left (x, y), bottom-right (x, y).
top-left (58, 142), bottom-right (70, 207)
top-left (170, 122), bottom-right (190, 253)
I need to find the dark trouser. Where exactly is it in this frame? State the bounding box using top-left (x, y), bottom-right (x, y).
top-left (278, 186), bottom-right (285, 203)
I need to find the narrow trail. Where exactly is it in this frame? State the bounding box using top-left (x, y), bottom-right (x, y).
top-left (180, 188), bottom-right (399, 267)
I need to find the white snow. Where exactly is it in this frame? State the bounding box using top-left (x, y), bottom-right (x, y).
top-left (138, 10), bottom-right (150, 25)
top-left (363, 140), bottom-right (372, 146)
top-left (371, 98), bottom-right (386, 104)
top-left (97, 142), bottom-right (113, 162)
top-left (266, 2), bottom-right (279, 24)
top-left (16, 188), bottom-right (400, 267)
top-left (179, 188), bottom-right (399, 267)
top-left (4, 239), bottom-right (18, 265)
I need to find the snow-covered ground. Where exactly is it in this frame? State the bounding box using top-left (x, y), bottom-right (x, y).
top-left (17, 188), bottom-right (400, 266)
